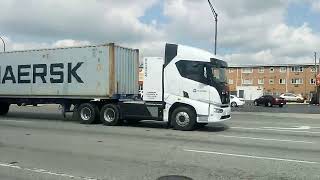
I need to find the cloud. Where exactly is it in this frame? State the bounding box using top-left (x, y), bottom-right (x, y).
top-left (52, 40), bottom-right (90, 48)
top-left (1, 36), bottom-right (91, 51)
top-left (162, 0), bottom-right (320, 64)
top-left (311, 1), bottom-right (320, 12)
top-left (1, 0), bottom-right (320, 66)
top-left (0, 0), bottom-right (164, 43)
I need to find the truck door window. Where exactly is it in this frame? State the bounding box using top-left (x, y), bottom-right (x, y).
top-left (175, 60), bottom-right (208, 84)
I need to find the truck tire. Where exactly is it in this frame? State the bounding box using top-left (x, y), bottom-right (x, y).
top-left (0, 103), bottom-right (10, 115)
top-left (77, 103), bottom-right (99, 124)
top-left (171, 106), bottom-right (196, 131)
top-left (231, 102), bottom-right (237, 107)
top-left (100, 104), bottom-right (121, 126)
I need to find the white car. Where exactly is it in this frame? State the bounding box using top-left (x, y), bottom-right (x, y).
top-left (279, 93), bottom-right (304, 102)
top-left (230, 95), bottom-right (245, 107)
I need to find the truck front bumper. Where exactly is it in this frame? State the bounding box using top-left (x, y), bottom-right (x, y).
top-left (207, 105), bottom-right (231, 123)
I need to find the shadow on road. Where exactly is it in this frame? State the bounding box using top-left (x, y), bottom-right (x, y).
top-left (5, 107), bottom-right (229, 132)
top-left (196, 123), bottom-right (230, 132)
top-left (6, 111), bottom-right (75, 122)
top-left (125, 121), bottom-right (229, 132)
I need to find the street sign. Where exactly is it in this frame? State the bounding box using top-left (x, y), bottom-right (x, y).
top-left (316, 73), bottom-right (320, 86)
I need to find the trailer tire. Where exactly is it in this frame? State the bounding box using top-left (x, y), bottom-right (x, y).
top-left (77, 103), bottom-right (99, 124)
top-left (171, 106), bottom-right (196, 131)
top-left (0, 103), bottom-right (10, 115)
top-left (100, 104), bottom-right (121, 126)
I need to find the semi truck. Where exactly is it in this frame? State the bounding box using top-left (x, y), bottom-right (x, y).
top-left (0, 43), bottom-right (230, 130)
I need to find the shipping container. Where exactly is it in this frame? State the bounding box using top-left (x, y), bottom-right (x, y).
top-left (0, 43), bottom-right (139, 98)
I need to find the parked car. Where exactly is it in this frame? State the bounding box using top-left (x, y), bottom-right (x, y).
top-left (280, 93), bottom-right (304, 102)
top-left (230, 95), bottom-right (245, 107)
top-left (253, 95), bottom-right (286, 107)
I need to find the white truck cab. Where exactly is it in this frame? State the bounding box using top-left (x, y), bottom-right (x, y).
top-left (143, 43), bottom-right (231, 130)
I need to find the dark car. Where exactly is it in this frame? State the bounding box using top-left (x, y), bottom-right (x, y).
top-left (253, 95), bottom-right (287, 107)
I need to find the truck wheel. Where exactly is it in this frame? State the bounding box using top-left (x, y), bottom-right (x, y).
top-left (231, 102), bottom-right (237, 107)
top-left (77, 103), bottom-right (99, 124)
top-left (171, 106), bottom-right (196, 131)
top-left (100, 104), bottom-right (121, 126)
top-left (0, 103), bottom-right (10, 115)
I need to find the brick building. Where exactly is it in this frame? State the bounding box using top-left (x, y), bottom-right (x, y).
top-left (228, 64), bottom-right (319, 100)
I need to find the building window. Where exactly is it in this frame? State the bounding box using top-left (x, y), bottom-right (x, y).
top-left (269, 79), bottom-right (274, 84)
top-left (291, 66), bottom-right (303, 72)
top-left (311, 67), bottom-right (318, 72)
top-left (229, 68), bottom-right (234, 73)
top-left (269, 67), bottom-right (275, 73)
top-left (310, 79), bottom-right (316, 84)
top-left (279, 79), bottom-right (286, 84)
top-left (291, 78), bottom-right (303, 84)
top-left (242, 79), bottom-right (253, 85)
top-left (242, 68), bottom-right (253, 73)
top-left (229, 79), bottom-right (234, 84)
top-left (280, 67), bottom-right (287, 73)
top-left (258, 67), bottom-right (264, 73)
top-left (258, 79), bottom-right (264, 84)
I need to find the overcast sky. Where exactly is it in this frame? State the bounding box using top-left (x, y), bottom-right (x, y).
top-left (1, 0), bottom-right (320, 65)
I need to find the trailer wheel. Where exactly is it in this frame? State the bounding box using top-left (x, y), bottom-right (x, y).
top-left (77, 103), bottom-right (99, 124)
top-left (100, 104), bottom-right (121, 126)
top-left (171, 106), bottom-right (196, 131)
top-left (0, 103), bottom-right (10, 115)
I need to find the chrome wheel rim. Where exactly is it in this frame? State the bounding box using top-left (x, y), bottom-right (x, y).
top-left (80, 107), bottom-right (92, 121)
top-left (104, 108), bottom-right (116, 122)
top-left (175, 112), bottom-right (190, 127)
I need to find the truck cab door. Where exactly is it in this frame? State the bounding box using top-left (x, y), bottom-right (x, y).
top-left (176, 61), bottom-right (210, 103)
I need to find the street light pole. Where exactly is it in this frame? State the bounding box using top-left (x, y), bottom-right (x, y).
top-left (208, 0), bottom-right (218, 55)
top-left (0, 36), bottom-right (5, 52)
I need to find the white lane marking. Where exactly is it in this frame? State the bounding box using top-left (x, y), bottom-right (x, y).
top-left (232, 126), bottom-right (320, 134)
top-left (263, 126), bottom-right (311, 130)
top-left (217, 135), bottom-right (314, 144)
top-left (0, 162), bottom-right (98, 180)
top-left (184, 149), bottom-right (320, 165)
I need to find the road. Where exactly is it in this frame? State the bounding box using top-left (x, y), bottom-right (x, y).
top-left (0, 105), bottom-right (320, 180)
top-left (232, 103), bottom-right (320, 114)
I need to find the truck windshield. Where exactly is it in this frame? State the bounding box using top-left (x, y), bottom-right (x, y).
top-left (210, 67), bottom-right (227, 84)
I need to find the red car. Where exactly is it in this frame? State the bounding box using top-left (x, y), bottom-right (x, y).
top-left (254, 95), bottom-right (287, 107)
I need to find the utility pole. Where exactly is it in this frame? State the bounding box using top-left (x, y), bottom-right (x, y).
top-left (208, 0), bottom-right (218, 55)
top-left (315, 52), bottom-right (320, 104)
top-left (0, 36), bottom-right (5, 52)
top-left (318, 56), bottom-right (320, 105)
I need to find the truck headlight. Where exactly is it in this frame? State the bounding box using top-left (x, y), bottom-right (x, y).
top-left (213, 108), bottom-right (223, 113)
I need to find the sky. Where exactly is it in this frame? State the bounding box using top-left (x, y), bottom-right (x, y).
top-left (0, 0), bottom-right (320, 65)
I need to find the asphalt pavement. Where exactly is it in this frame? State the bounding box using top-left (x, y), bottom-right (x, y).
top-left (232, 103), bottom-right (320, 114)
top-left (0, 105), bottom-right (320, 180)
